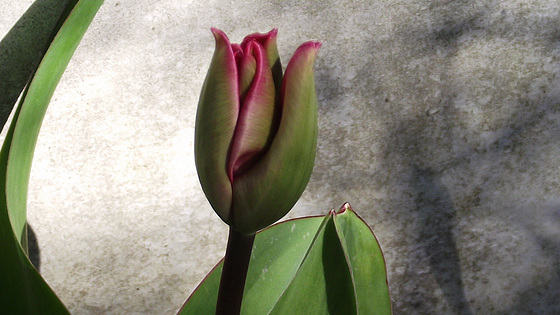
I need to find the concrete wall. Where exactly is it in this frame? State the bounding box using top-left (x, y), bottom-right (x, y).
top-left (1, 0), bottom-right (559, 313)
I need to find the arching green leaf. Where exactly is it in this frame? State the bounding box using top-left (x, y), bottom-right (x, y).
top-left (0, 1), bottom-right (103, 313)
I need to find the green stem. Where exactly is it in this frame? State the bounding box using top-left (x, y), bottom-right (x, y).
top-left (215, 227), bottom-right (255, 315)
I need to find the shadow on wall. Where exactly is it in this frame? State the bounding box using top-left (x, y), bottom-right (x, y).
top-left (325, 0), bottom-right (560, 313)
top-left (506, 206), bottom-right (560, 314)
top-left (411, 166), bottom-right (472, 315)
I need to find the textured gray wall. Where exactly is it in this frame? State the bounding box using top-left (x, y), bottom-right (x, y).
top-left (2, 0), bottom-right (560, 314)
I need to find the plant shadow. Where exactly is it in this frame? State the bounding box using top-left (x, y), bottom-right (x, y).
top-left (0, 0), bottom-right (77, 130)
top-left (27, 224), bottom-right (41, 271)
top-left (411, 166), bottom-right (472, 315)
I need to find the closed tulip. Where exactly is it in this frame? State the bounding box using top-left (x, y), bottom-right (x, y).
top-left (195, 28), bottom-right (320, 235)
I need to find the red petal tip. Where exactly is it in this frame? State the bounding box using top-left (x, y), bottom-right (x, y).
top-left (287, 41), bottom-right (321, 64)
top-left (210, 28), bottom-right (228, 40)
top-left (301, 41), bottom-right (322, 51)
top-left (242, 29), bottom-right (279, 47)
top-left (210, 29), bottom-right (233, 50)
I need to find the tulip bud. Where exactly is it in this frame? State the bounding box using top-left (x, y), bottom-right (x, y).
top-left (195, 28), bottom-right (321, 234)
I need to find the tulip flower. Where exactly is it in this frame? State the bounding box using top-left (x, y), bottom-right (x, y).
top-left (195, 28), bottom-right (321, 235)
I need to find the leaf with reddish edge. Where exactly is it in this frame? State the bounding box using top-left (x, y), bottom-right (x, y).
top-left (333, 203), bottom-right (393, 315)
top-left (178, 205), bottom-right (391, 315)
top-left (268, 210), bottom-right (357, 314)
top-left (178, 215), bottom-right (324, 314)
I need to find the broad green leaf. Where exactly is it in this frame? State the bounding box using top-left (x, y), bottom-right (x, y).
top-left (268, 212), bottom-right (357, 314)
top-left (333, 203), bottom-right (392, 315)
top-left (178, 206), bottom-right (391, 314)
top-left (179, 216), bottom-right (324, 314)
top-left (0, 1), bottom-right (103, 313)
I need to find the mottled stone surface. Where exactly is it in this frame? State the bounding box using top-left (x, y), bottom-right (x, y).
top-left (1, 0), bottom-right (559, 313)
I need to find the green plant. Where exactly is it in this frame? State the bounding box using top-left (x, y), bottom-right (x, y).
top-left (0, 1), bottom-right (103, 313)
top-left (0, 3), bottom-right (391, 314)
top-left (180, 204), bottom-right (391, 314)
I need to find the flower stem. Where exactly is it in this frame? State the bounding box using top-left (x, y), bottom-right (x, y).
top-left (215, 227), bottom-right (255, 315)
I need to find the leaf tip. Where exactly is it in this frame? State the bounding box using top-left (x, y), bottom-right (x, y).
top-left (337, 202), bottom-right (352, 214)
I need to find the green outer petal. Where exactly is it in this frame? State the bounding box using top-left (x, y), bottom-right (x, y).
top-left (195, 29), bottom-right (238, 224)
top-left (333, 204), bottom-right (392, 315)
top-left (231, 42), bottom-right (321, 234)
